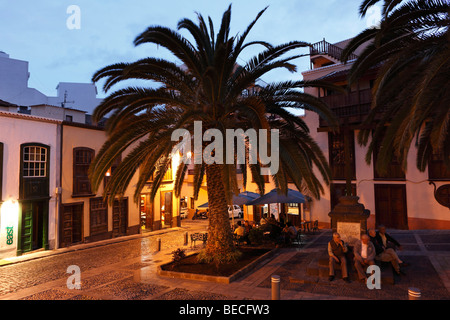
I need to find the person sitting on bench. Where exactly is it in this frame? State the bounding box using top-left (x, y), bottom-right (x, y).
top-left (354, 234), bottom-right (376, 283)
top-left (368, 229), bottom-right (405, 276)
top-left (282, 221), bottom-right (297, 244)
top-left (328, 232), bottom-right (350, 283)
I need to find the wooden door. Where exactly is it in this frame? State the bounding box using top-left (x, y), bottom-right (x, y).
top-left (20, 201), bottom-right (47, 252)
top-left (163, 192), bottom-right (173, 227)
top-left (113, 198), bottom-right (128, 236)
top-left (61, 203), bottom-right (83, 247)
top-left (20, 202), bottom-right (34, 253)
top-left (374, 184), bottom-right (408, 229)
top-left (252, 205), bottom-right (262, 223)
top-left (140, 194), bottom-right (154, 230)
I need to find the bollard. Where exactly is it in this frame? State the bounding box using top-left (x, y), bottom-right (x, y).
top-left (408, 287), bottom-right (421, 300)
top-left (184, 232), bottom-right (188, 246)
top-left (271, 275), bottom-right (280, 300)
top-left (157, 238), bottom-right (161, 252)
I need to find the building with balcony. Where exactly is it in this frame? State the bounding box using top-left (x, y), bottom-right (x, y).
top-left (302, 38), bottom-right (450, 230)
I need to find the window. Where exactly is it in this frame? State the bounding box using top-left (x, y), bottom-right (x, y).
top-left (65, 115), bottom-right (73, 122)
top-left (287, 203), bottom-right (299, 215)
top-left (73, 147), bottom-right (95, 196)
top-left (372, 130), bottom-right (405, 180)
top-left (428, 149), bottom-right (450, 180)
top-left (328, 131), bottom-right (356, 180)
top-left (19, 143), bottom-right (50, 200)
top-left (23, 146), bottom-right (47, 177)
top-left (89, 197), bottom-right (108, 236)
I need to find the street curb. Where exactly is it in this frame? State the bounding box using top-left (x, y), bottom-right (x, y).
top-left (157, 247), bottom-right (280, 284)
top-left (0, 226), bottom-right (190, 267)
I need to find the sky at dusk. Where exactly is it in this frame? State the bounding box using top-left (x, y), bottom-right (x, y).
top-left (0, 0), bottom-right (373, 98)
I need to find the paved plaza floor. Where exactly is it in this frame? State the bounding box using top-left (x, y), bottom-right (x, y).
top-left (0, 219), bottom-right (449, 301)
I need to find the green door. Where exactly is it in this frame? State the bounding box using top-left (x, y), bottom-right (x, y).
top-left (19, 200), bottom-right (48, 254)
top-left (21, 202), bottom-right (34, 253)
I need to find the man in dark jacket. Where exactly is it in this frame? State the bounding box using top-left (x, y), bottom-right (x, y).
top-left (328, 233), bottom-right (350, 283)
top-left (369, 229), bottom-right (404, 275)
top-left (376, 225), bottom-right (408, 268)
top-left (376, 225), bottom-right (401, 250)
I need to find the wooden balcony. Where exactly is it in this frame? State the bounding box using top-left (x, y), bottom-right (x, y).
top-left (319, 88), bottom-right (372, 127)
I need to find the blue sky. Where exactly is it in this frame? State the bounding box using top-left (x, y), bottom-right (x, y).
top-left (0, 0), bottom-right (371, 98)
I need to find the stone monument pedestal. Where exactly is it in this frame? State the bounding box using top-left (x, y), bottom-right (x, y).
top-left (328, 196), bottom-right (370, 246)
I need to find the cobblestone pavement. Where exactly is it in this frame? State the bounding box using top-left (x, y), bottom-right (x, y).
top-left (0, 221), bottom-right (449, 300)
top-left (0, 220), bottom-right (209, 299)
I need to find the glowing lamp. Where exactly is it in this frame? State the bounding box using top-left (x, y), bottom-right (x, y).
top-left (1, 200), bottom-right (19, 228)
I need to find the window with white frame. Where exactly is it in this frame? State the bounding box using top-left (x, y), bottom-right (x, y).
top-left (23, 146), bottom-right (47, 177)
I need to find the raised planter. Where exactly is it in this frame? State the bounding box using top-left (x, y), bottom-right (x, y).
top-left (157, 247), bottom-right (279, 284)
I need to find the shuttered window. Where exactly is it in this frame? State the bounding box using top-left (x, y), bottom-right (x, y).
top-left (328, 131), bottom-right (356, 180)
top-left (73, 147), bottom-right (94, 196)
top-left (429, 149), bottom-right (450, 180)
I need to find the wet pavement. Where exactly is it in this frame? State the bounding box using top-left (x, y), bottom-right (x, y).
top-left (0, 220), bottom-right (449, 300)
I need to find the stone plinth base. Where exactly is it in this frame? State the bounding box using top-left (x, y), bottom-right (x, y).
top-left (328, 196), bottom-right (370, 246)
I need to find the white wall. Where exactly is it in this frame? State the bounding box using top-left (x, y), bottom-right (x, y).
top-left (0, 113), bottom-right (60, 258)
top-left (30, 105), bottom-right (86, 123)
top-left (0, 53), bottom-right (102, 114)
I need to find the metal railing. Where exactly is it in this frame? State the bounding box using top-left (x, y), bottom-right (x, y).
top-left (319, 89), bottom-right (372, 126)
top-left (311, 40), bottom-right (358, 62)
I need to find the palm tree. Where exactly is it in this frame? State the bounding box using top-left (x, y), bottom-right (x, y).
top-left (342, 0), bottom-right (450, 175)
top-left (89, 5), bottom-right (338, 265)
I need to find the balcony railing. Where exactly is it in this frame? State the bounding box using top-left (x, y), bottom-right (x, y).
top-left (319, 89), bottom-right (372, 127)
top-left (311, 40), bottom-right (358, 62)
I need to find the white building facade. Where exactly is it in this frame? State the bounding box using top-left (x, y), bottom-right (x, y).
top-left (0, 111), bottom-right (61, 258)
top-left (0, 51), bottom-right (102, 114)
top-left (301, 39), bottom-right (450, 230)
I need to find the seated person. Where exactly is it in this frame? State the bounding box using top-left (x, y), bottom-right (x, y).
top-left (234, 221), bottom-right (249, 244)
top-left (234, 221), bottom-right (245, 236)
top-left (268, 214), bottom-right (280, 226)
top-left (376, 225), bottom-right (401, 250)
top-left (368, 229), bottom-right (405, 275)
top-left (353, 234), bottom-right (376, 282)
top-left (259, 215), bottom-right (268, 226)
top-left (328, 232), bottom-right (350, 283)
top-left (244, 220), bottom-right (253, 234)
top-left (282, 221), bottom-right (298, 244)
top-left (376, 225), bottom-right (408, 267)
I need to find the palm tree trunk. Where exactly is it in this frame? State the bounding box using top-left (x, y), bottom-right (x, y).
top-left (202, 163), bottom-right (238, 264)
